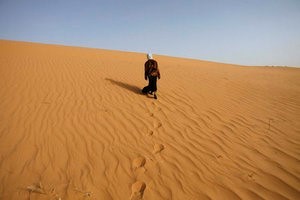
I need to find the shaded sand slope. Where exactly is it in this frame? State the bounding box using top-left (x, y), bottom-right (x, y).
top-left (0, 40), bottom-right (300, 200)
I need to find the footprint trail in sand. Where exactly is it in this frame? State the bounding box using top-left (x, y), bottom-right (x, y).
top-left (1, 40), bottom-right (300, 200)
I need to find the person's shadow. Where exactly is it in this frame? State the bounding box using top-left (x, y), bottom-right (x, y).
top-left (105, 78), bottom-right (143, 95)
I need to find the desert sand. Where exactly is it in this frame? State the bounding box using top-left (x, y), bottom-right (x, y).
top-left (0, 40), bottom-right (299, 200)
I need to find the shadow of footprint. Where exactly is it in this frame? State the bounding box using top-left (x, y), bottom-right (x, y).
top-left (130, 181), bottom-right (146, 200)
top-left (153, 144), bottom-right (165, 154)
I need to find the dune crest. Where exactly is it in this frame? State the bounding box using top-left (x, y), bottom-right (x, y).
top-left (0, 40), bottom-right (300, 199)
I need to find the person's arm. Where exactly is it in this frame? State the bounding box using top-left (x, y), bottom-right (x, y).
top-left (154, 60), bottom-right (160, 79)
top-left (157, 68), bottom-right (160, 79)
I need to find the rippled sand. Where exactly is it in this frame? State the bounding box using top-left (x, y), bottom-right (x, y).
top-left (0, 40), bottom-right (299, 200)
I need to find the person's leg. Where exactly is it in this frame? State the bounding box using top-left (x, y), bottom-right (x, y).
top-left (148, 76), bottom-right (158, 99)
top-left (150, 76), bottom-right (158, 99)
top-left (149, 76), bottom-right (156, 92)
top-left (145, 76), bottom-right (150, 94)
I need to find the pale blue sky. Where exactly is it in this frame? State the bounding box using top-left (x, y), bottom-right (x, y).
top-left (0, 0), bottom-right (299, 66)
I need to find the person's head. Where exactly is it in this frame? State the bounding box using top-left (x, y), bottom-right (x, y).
top-left (147, 53), bottom-right (153, 60)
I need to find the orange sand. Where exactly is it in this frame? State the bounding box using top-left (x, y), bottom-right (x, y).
top-left (0, 40), bottom-right (299, 200)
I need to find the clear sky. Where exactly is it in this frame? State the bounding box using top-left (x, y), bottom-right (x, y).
top-left (0, 0), bottom-right (299, 66)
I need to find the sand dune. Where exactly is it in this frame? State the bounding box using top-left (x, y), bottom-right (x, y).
top-left (0, 40), bottom-right (299, 200)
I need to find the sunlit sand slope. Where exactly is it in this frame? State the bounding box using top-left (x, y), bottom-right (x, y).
top-left (0, 40), bottom-right (299, 200)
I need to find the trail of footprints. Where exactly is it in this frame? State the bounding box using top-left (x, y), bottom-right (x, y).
top-left (25, 108), bottom-right (164, 200)
top-left (130, 107), bottom-right (165, 200)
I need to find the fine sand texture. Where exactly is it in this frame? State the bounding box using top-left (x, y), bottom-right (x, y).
top-left (0, 40), bottom-right (300, 200)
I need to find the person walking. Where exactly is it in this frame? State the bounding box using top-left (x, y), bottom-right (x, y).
top-left (144, 53), bottom-right (160, 99)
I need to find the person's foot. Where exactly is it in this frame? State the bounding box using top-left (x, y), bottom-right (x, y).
top-left (154, 94), bottom-right (157, 99)
top-left (148, 91), bottom-right (153, 95)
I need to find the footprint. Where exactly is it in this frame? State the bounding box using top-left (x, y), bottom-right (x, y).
top-left (27, 182), bottom-right (46, 194)
top-left (130, 181), bottom-right (146, 200)
top-left (247, 172), bottom-right (256, 181)
top-left (153, 144), bottom-right (165, 154)
top-left (147, 130), bottom-right (153, 136)
top-left (132, 157), bottom-right (146, 170)
top-left (156, 122), bottom-right (162, 128)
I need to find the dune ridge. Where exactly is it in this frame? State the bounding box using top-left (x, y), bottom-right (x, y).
top-left (0, 40), bottom-right (299, 200)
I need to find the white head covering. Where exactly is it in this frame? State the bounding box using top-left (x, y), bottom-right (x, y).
top-left (147, 53), bottom-right (153, 60)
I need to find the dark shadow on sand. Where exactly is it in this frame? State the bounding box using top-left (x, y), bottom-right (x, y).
top-left (105, 78), bottom-right (143, 95)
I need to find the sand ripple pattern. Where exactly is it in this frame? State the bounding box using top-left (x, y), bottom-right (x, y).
top-left (0, 40), bottom-right (300, 200)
